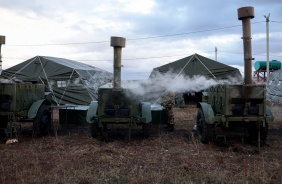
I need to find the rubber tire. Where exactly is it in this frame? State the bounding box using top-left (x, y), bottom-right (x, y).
top-left (143, 122), bottom-right (151, 138)
top-left (90, 121), bottom-right (101, 138)
top-left (165, 124), bottom-right (174, 131)
top-left (0, 116), bottom-right (8, 138)
top-left (248, 122), bottom-right (269, 146)
top-left (33, 105), bottom-right (51, 136)
top-left (196, 108), bottom-right (214, 144)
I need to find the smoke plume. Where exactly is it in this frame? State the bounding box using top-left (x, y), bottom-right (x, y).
top-left (125, 71), bottom-right (242, 104)
top-left (0, 77), bottom-right (18, 83)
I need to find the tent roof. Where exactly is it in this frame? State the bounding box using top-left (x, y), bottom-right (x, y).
top-left (1, 56), bottom-right (112, 80)
top-left (149, 53), bottom-right (242, 80)
top-left (41, 56), bottom-right (105, 71)
top-left (1, 56), bottom-right (113, 105)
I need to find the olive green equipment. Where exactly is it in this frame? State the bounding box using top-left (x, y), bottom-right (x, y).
top-left (0, 83), bottom-right (52, 138)
top-left (86, 84), bottom-right (152, 141)
top-left (195, 84), bottom-right (274, 148)
top-left (86, 36), bottom-right (153, 141)
top-left (86, 36), bottom-right (170, 141)
top-left (195, 6), bottom-right (274, 149)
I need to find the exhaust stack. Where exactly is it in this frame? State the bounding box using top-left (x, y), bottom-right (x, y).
top-left (238, 7), bottom-right (255, 84)
top-left (110, 36), bottom-right (126, 91)
top-left (0, 35), bottom-right (5, 75)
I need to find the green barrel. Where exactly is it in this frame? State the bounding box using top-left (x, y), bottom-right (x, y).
top-left (254, 60), bottom-right (281, 70)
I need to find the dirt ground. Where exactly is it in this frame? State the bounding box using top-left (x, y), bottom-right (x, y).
top-left (0, 105), bottom-right (282, 184)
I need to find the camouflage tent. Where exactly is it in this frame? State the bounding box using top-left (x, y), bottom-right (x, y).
top-left (149, 53), bottom-right (242, 81)
top-left (267, 69), bottom-right (282, 104)
top-left (2, 56), bottom-right (113, 105)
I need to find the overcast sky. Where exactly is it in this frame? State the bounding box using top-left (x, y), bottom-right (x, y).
top-left (1, 0), bottom-right (282, 80)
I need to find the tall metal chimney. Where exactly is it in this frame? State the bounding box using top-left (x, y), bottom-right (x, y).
top-left (238, 7), bottom-right (255, 84)
top-left (110, 36), bottom-right (126, 91)
top-left (0, 35), bottom-right (5, 75)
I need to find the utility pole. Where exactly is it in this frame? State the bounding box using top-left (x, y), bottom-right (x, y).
top-left (0, 35), bottom-right (6, 75)
top-left (264, 13), bottom-right (270, 79)
top-left (215, 47), bottom-right (217, 61)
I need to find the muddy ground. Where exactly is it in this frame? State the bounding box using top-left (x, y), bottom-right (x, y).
top-left (0, 105), bottom-right (282, 184)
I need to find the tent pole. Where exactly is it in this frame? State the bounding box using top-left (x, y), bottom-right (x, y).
top-left (59, 69), bottom-right (75, 105)
top-left (8, 57), bottom-right (37, 80)
top-left (38, 56), bottom-right (59, 105)
top-left (153, 55), bottom-right (195, 105)
top-left (194, 54), bottom-right (216, 79)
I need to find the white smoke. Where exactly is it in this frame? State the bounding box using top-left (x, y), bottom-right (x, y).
top-left (73, 78), bottom-right (81, 85)
top-left (0, 78), bottom-right (12, 83)
top-left (166, 75), bottom-right (219, 93)
top-left (0, 77), bottom-right (21, 83)
top-left (49, 80), bottom-right (55, 86)
top-left (125, 71), bottom-right (242, 103)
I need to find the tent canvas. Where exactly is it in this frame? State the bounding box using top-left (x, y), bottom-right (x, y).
top-left (149, 53), bottom-right (242, 81)
top-left (1, 56), bottom-right (113, 105)
top-left (267, 69), bottom-right (282, 104)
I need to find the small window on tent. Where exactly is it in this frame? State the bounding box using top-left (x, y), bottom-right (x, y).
top-left (57, 81), bottom-right (67, 88)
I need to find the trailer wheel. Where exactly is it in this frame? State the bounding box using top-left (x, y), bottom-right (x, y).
top-left (143, 122), bottom-right (151, 138)
top-left (196, 108), bottom-right (214, 143)
top-left (0, 117), bottom-right (8, 138)
top-left (90, 120), bottom-right (101, 138)
top-left (248, 122), bottom-right (269, 146)
top-left (33, 105), bottom-right (51, 136)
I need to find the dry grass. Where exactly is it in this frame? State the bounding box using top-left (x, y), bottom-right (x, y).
top-left (0, 106), bottom-right (282, 184)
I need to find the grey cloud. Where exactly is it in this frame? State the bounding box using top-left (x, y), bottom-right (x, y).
top-left (1, 0), bottom-right (282, 80)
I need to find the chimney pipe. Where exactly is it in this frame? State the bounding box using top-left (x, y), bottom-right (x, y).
top-left (238, 7), bottom-right (255, 84)
top-left (110, 36), bottom-right (126, 91)
top-left (0, 35), bottom-right (5, 75)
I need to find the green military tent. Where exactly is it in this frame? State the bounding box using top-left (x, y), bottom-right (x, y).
top-left (149, 53), bottom-right (242, 80)
top-left (149, 53), bottom-right (242, 107)
top-left (1, 56), bottom-right (113, 105)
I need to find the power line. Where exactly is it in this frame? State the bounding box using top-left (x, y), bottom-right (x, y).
top-left (127, 24), bottom-right (244, 41)
top-left (5, 41), bottom-right (109, 47)
top-left (127, 21), bottom-right (265, 41)
top-left (3, 52), bottom-right (215, 62)
top-left (218, 50), bottom-right (242, 55)
top-left (4, 22), bottom-right (264, 47)
top-left (2, 57), bottom-right (29, 60)
top-left (219, 50), bottom-right (282, 57)
top-left (3, 54), bottom-right (198, 61)
top-left (270, 20), bottom-right (282, 24)
top-left (4, 50), bottom-right (282, 63)
top-left (122, 53), bottom-right (213, 60)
